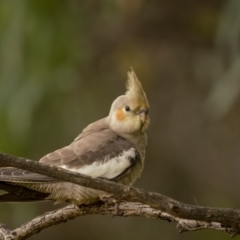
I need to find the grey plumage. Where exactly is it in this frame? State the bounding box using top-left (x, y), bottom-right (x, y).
top-left (0, 69), bottom-right (149, 205)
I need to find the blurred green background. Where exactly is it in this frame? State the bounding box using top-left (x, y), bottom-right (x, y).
top-left (0, 0), bottom-right (240, 239)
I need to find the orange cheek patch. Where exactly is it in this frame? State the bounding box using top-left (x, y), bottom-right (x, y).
top-left (116, 109), bottom-right (125, 121)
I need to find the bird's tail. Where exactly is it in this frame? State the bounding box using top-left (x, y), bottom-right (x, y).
top-left (0, 167), bottom-right (56, 203)
top-left (0, 182), bottom-right (48, 203)
top-left (0, 193), bottom-right (44, 202)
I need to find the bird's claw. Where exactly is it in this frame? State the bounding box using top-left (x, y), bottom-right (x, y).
top-left (101, 195), bottom-right (121, 216)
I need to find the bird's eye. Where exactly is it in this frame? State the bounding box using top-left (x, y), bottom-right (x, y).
top-left (125, 106), bottom-right (131, 112)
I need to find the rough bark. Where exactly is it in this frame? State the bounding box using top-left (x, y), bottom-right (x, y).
top-left (0, 152), bottom-right (240, 239)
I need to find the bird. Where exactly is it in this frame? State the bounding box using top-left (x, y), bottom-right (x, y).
top-left (0, 68), bottom-right (149, 205)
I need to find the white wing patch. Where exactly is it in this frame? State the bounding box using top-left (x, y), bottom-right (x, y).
top-left (61, 148), bottom-right (136, 179)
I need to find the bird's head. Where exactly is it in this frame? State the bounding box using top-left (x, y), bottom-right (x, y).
top-left (108, 68), bottom-right (149, 135)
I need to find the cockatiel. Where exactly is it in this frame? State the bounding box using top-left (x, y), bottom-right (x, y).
top-left (0, 69), bottom-right (149, 205)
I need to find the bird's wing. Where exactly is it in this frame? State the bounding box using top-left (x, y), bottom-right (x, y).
top-left (40, 126), bottom-right (140, 180)
top-left (0, 121), bottom-right (140, 183)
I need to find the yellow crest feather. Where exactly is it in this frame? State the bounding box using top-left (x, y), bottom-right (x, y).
top-left (125, 67), bottom-right (149, 107)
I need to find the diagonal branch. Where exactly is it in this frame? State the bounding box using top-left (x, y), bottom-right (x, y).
top-left (0, 151), bottom-right (240, 239)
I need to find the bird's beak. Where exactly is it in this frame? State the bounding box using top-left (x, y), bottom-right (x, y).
top-left (138, 108), bottom-right (148, 123)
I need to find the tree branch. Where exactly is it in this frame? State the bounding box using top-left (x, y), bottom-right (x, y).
top-left (0, 152), bottom-right (240, 239)
top-left (0, 202), bottom-right (238, 240)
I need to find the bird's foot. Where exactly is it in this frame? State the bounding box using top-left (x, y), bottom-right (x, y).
top-left (100, 195), bottom-right (121, 216)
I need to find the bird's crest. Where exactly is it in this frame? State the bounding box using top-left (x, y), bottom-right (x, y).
top-left (125, 68), bottom-right (149, 108)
